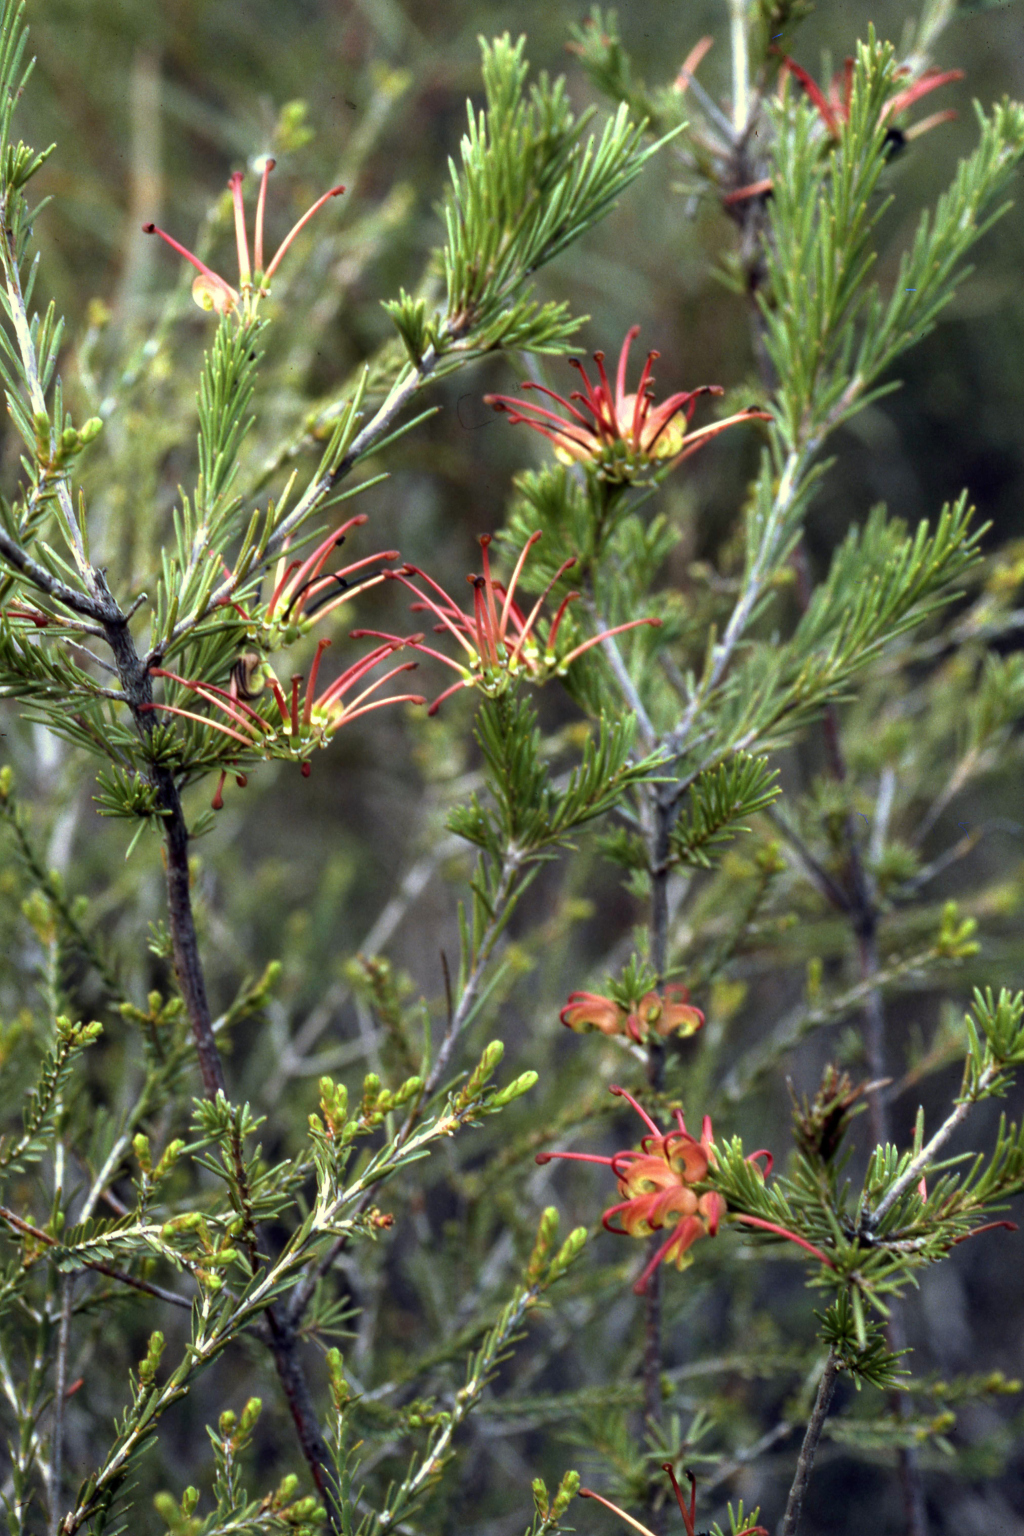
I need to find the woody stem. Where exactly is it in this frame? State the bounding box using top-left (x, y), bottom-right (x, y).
top-left (779, 1348), bottom-right (840, 1536)
top-left (98, 605), bottom-right (341, 1532)
top-left (641, 794), bottom-right (672, 1533)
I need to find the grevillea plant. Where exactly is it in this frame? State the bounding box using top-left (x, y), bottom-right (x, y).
top-left (1, 1), bottom-right (1024, 1535)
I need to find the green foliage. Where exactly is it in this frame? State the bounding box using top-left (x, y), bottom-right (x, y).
top-left (438, 34), bottom-right (677, 355)
top-left (669, 753), bottom-right (781, 869)
top-left (1, 0), bottom-right (1023, 1533)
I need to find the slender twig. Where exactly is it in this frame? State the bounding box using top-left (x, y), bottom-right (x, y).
top-left (586, 594), bottom-right (657, 750)
top-left (639, 797), bottom-right (673, 1531)
top-left (273, 834), bottom-right (464, 1089)
top-left (0, 209), bottom-right (92, 583)
top-left (47, 1277), bottom-right (73, 1536)
top-left (0, 1205), bottom-right (193, 1310)
top-left (91, 602), bottom-right (344, 1524)
top-left (0, 526), bottom-right (105, 622)
top-left (867, 1061), bottom-right (996, 1230)
top-left (778, 1348), bottom-right (840, 1536)
top-left (704, 1419), bottom-right (794, 1494)
top-left (661, 445), bottom-right (805, 772)
top-left (766, 806), bottom-right (851, 912)
top-left (820, 715), bottom-right (927, 1529)
top-left (728, 0), bottom-right (750, 134)
top-left (372, 1280), bottom-right (545, 1536)
top-left (152, 346), bottom-right (440, 662)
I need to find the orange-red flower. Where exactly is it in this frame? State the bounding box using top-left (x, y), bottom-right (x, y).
top-left (779, 53), bottom-right (963, 144)
top-left (724, 54), bottom-right (964, 208)
top-left (581, 1465), bottom-right (767, 1536)
top-left (485, 328), bottom-right (767, 481)
top-left (144, 157), bottom-right (344, 316)
top-left (538, 1085), bottom-right (831, 1294)
top-left (537, 1086), bottom-right (724, 1293)
top-left (366, 531), bottom-right (660, 713)
top-left (144, 635), bottom-right (424, 794)
top-left (217, 514), bottom-right (399, 646)
top-left (560, 984), bottom-right (704, 1045)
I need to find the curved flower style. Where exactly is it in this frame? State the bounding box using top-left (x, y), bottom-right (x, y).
top-left (560, 984), bottom-right (704, 1046)
top-left (485, 328), bottom-right (768, 482)
top-left (780, 53), bottom-right (963, 144)
top-left (538, 1085), bottom-right (831, 1295)
top-left (144, 157), bottom-right (345, 316)
top-left (368, 530), bottom-right (660, 713)
top-left (143, 636), bottom-right (424, 802)
top-left (581, 1465), bottom-right (767, 1536)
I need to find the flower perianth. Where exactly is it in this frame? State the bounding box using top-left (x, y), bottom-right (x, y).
top-left (560, 984), bottom-right (704, 1045)
top-left (262, 181), bottom-right (346, 283)
top-left (143, 638), bottom-right (423, 784)
top-left (229, 171), bottom-right (252, 290)
top-left (536, 1085), bottom-right (721, 1293)
top-left (254, 156), bottom-right (274, 274)
top-left (536, 1086), bottom-right (823, 1293)
top-left (141, 223), bottom-right (240, 315)
top-left (264, 515), bottom-right (400, 634)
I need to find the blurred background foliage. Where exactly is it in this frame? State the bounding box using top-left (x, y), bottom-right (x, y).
top-left (2, 1), bottom-right (1024, 1533)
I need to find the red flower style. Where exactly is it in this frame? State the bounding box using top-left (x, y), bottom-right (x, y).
top-left (485, 328), bottom-right (768, 481)
top-left (581, 1465), bottom-right (767, 1536)
top-left (366, 531), bottom-right (660, 713)
top-left (144, 157), bottom-right (345, 316)
top-left (260, 514), bottom-right (398, 637)
top-left (723, 54), bottom-right (964, 209)
top-left (560, 984), bottom-right (704, 1045)
top-left (779, 53), bottom-right (964, 143)
top-left (537, 1085), bottom-right (833, 1295)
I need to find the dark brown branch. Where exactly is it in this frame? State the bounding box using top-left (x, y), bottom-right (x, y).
top-left (0, 526), bottom-right (106, 622)
top-left (94, 603), bottom-right (341, 1528)
top-left (791, 546), bottom-right (927, 1533)
top-left (778, 1348), bottom-right (839, 1536)
top-left (265, 1314), bottom-right (340, 1522)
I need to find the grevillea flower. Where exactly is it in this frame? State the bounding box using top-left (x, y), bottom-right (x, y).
top-left (364, 531), bottom-right (660, 713)
top-left (143, 636), bottom-right (424, 803)
top-left (560, 984), bottom-right (704, 1046)
top-left (537, 1085), bottom-right (832, 1294)
top-left (212, 514), bottom-right (399, 666)
top-left (581, 1465), bottom-right (767, 1536)
top-left (779, 53), bottom-right (964, 144)
top-left (485, 329), bottom-right (768, 482)
top-left (143, 157), bottom-right (344, 316)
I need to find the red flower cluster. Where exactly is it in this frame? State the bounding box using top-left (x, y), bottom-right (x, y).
top-left (560, 984), bottom-right (704, 1046)
top-left (537, 1086), bottom-right (726, 1294)
top-left (779, 53), bottom-right (964, 143)
top-left (145, 636), bottom-right (423, 791)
